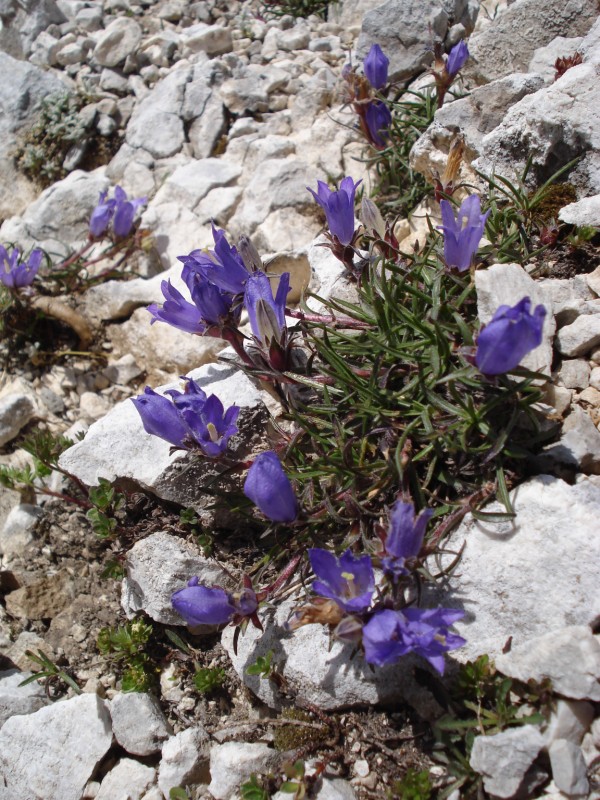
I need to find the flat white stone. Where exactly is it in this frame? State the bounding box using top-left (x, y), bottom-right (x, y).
top-left (121, 532), bottom-right (233, 625)
top-left (0, 693), bottom-right (112, 800)
top-left (431, 475), bottom-right (600, 660)
top-left (548, 739), bottom-right (589, 796)
top-left (470, 725), bottom-right (545, 798)
top-left (495, 626), bottom-right (600, 701)
top-left (158, 727), bottom-right (209, 799)
top-left (208, 742), bottom-right (280, 800)
top-left (0, 669), bottom-right (48, 730)
top-left (96, 759), bottom-right (156, 800)
top-left (110, 692), bottom-right (171, 755)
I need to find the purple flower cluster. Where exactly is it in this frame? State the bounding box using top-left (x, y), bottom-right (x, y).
top-left (301, 546), bottom-right (464, 673)
top-left (89, 186), bottom-right (146, 239)
top-left (0, 246), bottom-right (43, 289)
top-left (475, 296), bottom-right (546, 375)
top-left (131, 376), bottom-right (239, 457)
top-left (363, 607), bottom-right (465, 672)
top-left (148, 224), bottom-right (293, 373)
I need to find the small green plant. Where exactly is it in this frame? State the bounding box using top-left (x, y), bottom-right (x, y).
top-left (0, 428), bottom-right (81, 507)
top-left (259, 0), bottom-right (328, 20)
top-left (20, 649), bottom-right (81, 698)
top-left (567, 224), bottom-right (598, 247)
top-left (367, 89), bottom-right (436, 217)
top-left (86, 477), bottom-right (125, 538)
top-left (273, 709), bottom-right (331, 752)
top-left (279, 760), bottom-right (308, 799)
top-left (97, 619), bottom-right (155, 692)
top-left (101, 559), bottom-right (126, 580)
top-left (389, 769), bottom-right (433, 800)
top-left (17, 93), bottom-right (86, 186)
top-left (193, 666), bottom-right (226, 694)
top-left (169, 788), bottom-right (190, 800)
top-left (480, 157), bottom-right (580, 266)
top-left (246, 650), bottom-right (274, 677)
top-left (432, 655), bottom-right (547, 796)
top-left (240, 774), bottom-right (271, 800)
top-left (179, 506), bottom-right (214, 555)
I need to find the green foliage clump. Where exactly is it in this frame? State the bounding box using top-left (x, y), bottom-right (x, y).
top-left (17, 93), bottom-right (86, 187)
top-left (86, 478), bottom-right (125, 538)
top-left (432, 655), bottom-right (549, 796)
top-left (389, 769), bottom-right (432, 800)
top-left (240, 774), bottom-right (271, 800)
top-left (259, 0), bottom-right (329, 20)
top-left (193, 666), bottom-right (226, 694)
top-left (0, 428), bottom-right (74, 497)
top-left (368, 89), bottom-right (437, 218)
top-left (287, 241), bottom-right (547, 534)
top-left (273, 709), bottom-right (330, 751)
top-left (97, 619), bottom-right (156, 692)
top-left (246, 650), bottom-right (274, 678)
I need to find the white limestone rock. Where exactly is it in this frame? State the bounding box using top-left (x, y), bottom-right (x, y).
top-left (93, 17), bottom-right (142, 68)
top-left (181, 22), bottom-right (233, 56)
top-left (539, 404), bottom-right (600, 474)
top-left (356, 0), bottom-right (478, 82)
top-left (495, 626), bottom-right (600, 701)
top-left (0, 170), bottom-right (109, 257)
top-left (543, 699), bottom-right (595, 747)
top-left (557, 359), bottom-right (590, 389)
top-left (556, 312), bottom-right (600, 357)
top-left (410, 73), bottom-right (544, 185)
top-left (208, 742), bottom-right (280, 800)
top-left (0, 693), bottom-right (113, 800)
top-left (222, 595), bottom-right (446, 719)
top-left (106, 306), bottom-right (227, 381)
top-left (528, 36), bottom-right (584, 83)
top-left (560, 194), bottom-right (600, 227)
top-left (548, 739), bottom-right (589, 796)
top-left (466, 0), bottom-right (596, 83)
top-left (0, 669), bottom-right (48, 730)
top-left (229, 158), bottom-right (314, 235)
top-left (158, 727), bottom-right (210, 799)
top-left (152, 159), bottom-right (242, 210)
top-left (121, 531), bottom-right (233, 625)
top-left (0, 504), bottom-right (43, 559)
top-left (474, 61), bottom-right (600, 198)
top-left (431, 475), bottom-right (600, 660)
top-left (469, 725), bottom-right (545, 798)
top-left (0, 393), bottom-right (36, 448)
top-left (475, 263), bottom-right (555, 374)
top-left (110, 692), bottom-right (172, 755)
top-left (96, 759), bottom-right (156, 800)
